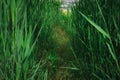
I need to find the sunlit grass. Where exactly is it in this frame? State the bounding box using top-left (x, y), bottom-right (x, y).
top-left (60, 8), bottom-right (72, 16)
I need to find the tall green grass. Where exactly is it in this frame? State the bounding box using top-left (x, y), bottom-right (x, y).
top-left (0, 0), bottom-right (66, 80)
top-left (0, 0), bottom-right (120, 80)
top-left (0, 0), bottom-right (39, 79)
top-left (72, 0), bottom-right (120, 79)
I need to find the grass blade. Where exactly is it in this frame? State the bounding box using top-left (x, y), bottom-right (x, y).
top-left (79, 11), bottom-right (110, 39)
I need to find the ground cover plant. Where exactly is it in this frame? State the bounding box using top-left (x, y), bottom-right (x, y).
top-left (0, 0), bottom-right (120, 80)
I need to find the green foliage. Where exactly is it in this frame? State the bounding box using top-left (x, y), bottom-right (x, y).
top-left (0, 0), bottom-right (62, 80)
top-left (72, 0), bottom-right (120, 79)
top-left (0, 0), bottom-right (120, 80)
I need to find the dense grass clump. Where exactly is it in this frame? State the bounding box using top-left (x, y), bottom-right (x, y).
top-left (72, 0), bottom-right (120, 79)
top-left (0, 0), bottom-right (60, 80)
top-left (0, 0), bottom-right (76, 80)
top-left (0, 0), bottom-right (120, 80)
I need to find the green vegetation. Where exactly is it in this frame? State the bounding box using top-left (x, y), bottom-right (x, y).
top-left (0, 0), bottom-right (120, 80)
top-left (72, 0), bottom-right (120, 79)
